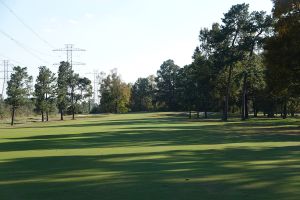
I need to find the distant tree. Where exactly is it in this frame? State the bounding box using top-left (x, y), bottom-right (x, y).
top-left (99, 74), bottom-right (113, 112)
top-left (288, 97), bottom-right (300, 117)
top-left (177, 64), bottom-right (198, 118)
top-left (243, 55), bottom-right (266, 117)
top-left (193, 54), bottom-right (214, 118)
top-left (99, 70), bottom-right (131, 113)
top-left (6, 66), bottom-right (32, 126)
top-left (155, 60), bottom-right (180, 111)
top-left (147, 75), bottom-right (158, 110)
top-left (130, 76), bottom-right (155, 112)
top-left (68, 72), bottom-right (79, 120)
top-left (195, 24), bottom-right (225, 116)
top-left (75, 77), bottom-right (93, 113)
top-left (57, 61), bottom-right (72, 120)
top-left (0, 98), bottom-right (6, 119)
top-left (34, 66), bottom-right (56, 122)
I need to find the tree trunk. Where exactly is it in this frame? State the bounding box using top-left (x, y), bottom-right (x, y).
top-left (71, 87), bottom-right (75, 120)
top-left (245, 94), bottom-right (249, 119)
top-left (189, 111), bottom-right (192, 119)
top-left (11, 107), bottom-right (15, 126)
top-left (45, 93), bottom-right (48, 122)
top-left (60, 109), bottom-right (64, 121)
top-left (197, 111), bottom-right (200, 119)
top-left (41, 111), bottom-right (44, 122)
top-left (291, 112), bottom-right (295, 117)
top-left (88, 98), bottom-right (91, 113)
top-left (254, 108), bottom-right (258, 118)
top-left (46, 112), bottom-right (49, 122)
top-left (283, 100), bottom-right (287, 119)
top-left (223, 65), bottom-right (233, 121)
top-left (204, 110), bottom-right (208, 119)
top-left (254, 110), bottom-right (258, 118)
top-left (115, 101), bottom-right (118, 113)
top-left (268, 111), bottom-right (275, 118)
top-left (241, 72), bottom-right (247, 121)
top-left (72, 106), bottom-right (75, 120)
top-left (253, 100), bottom-right (257, 117)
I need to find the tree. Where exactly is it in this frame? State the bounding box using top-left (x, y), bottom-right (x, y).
top-left (176, 64), bottom-right (196, 118)
top-left (193, 54), bottom-right (214, 118)
top-left (240, 10), bottom-right (272, 120)
top-left (6, 66), bottom-right (32, 126)
top-left (243, 55), bottom-right (266, 117)
top-left (195, 24), bottom-right (225, 117)
top-left (220, 3), bottom-right (250, 121)
top-left (130, 76), bottom-right (155, 112)
top-left (155, 60), bottom-right (180, 111)
top-left (68, 72), bottom-right (79, 120)
top-left (288, 97), bottom-right (300, 117)
top-left (195, 4), bottom-right (251, 120)
top-left (0, 98), bottom-right (7, 119)
top-left (264, 0), bottom-right (300, 119)
top-left (34, 66), bottom-right (56, 122)
top-left (57, 61), bottom-right (71, 120)
top-left (99, 70), bottom-right (131, 113)
top-left (75, 77), bottom-right (93, 113)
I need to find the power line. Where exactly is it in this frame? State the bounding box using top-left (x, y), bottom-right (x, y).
top-left (0, 29), bottom-right (50, 64)
top-left (0, 0), bottom-right (55, 49)
top-left (0, 52), bottom-right (24, 66)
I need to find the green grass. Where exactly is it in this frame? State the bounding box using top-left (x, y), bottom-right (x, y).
top-left (0, 112), bottom-right (299, 200)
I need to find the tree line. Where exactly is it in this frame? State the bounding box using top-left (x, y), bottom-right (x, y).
top-left (0, 0), bottom-right (299, 125)
top-left (96, 1), bottom-right (300, 119)
top-left (1, 61), bottom-right (92, 125)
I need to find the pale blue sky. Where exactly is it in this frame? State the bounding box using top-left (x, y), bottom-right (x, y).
top-left (0, 0), bottom-right (273, 85)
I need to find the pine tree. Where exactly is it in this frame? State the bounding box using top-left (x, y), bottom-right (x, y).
top-left (6, 66), bottom-right (32, 126)
top-left (34, 66), bottom-right (56, 122)
top-left (57, 61), bottom-right (71, 120)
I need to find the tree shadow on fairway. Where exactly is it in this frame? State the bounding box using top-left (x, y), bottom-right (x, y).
top-left (0, 112), bottom-right (188, 129)
top-left (0, 117), bottom-right (186, 129)
top-left (0, 121), bottom-right (300, 152)
top-left (0, 119), bottom-right (299, 152)
top-left (0, 146), bottom-right (300, 200)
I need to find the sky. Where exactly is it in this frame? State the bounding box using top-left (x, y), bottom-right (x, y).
top-left (0, 0), bottom-right (273, 91)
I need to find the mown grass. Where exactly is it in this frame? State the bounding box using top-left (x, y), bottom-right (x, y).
top-left (0, 112), bottom-right (299, 200)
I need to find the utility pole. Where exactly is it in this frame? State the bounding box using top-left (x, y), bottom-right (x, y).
top-left (0, 60), bottom-right (12, 99)
top-left (53, 44), bottom-right (86, 69)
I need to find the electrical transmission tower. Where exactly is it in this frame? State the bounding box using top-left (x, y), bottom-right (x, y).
top-left (86, 71), bottom-right (105, 104)
top-left (0, 60), bottom-right (12, 99)
top-left (53, 44), bottom-right (86, 69)
top-left (86, 71), bottom-right (98, 104)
